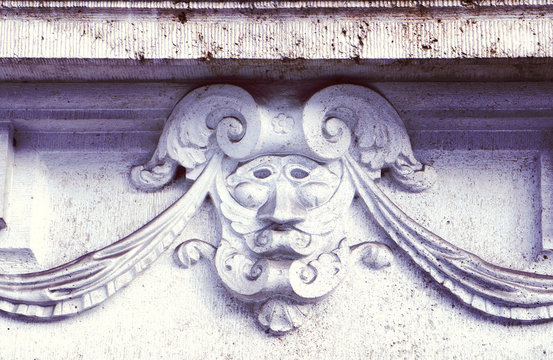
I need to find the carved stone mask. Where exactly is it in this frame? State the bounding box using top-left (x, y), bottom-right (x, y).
top-left (226, 155), bottom-right (344, 233)
top-left (210, 155), bottom-right (356, 333)
top-left (226, 155), bottom-right (345, 255)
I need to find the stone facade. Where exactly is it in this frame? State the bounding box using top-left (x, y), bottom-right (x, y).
top-left (1, 1), bottom-right (553, 359)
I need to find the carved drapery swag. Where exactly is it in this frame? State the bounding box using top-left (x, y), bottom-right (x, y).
top-left (0, 84), bottom-right (551, 334)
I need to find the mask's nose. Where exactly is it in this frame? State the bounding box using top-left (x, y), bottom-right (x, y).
top-left (257, 177), bottom-right (306, 226)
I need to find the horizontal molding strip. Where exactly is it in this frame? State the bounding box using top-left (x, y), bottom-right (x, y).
top-left (1, 9), bottom-right (553, 60)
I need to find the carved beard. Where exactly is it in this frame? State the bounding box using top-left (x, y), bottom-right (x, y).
top-left (212, 155), bottom-right (355, 333)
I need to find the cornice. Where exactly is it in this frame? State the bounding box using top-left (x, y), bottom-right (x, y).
top-left (0, 2), bottom-right (552, 62)
top-left (0, 1), bottom-right (551, 81)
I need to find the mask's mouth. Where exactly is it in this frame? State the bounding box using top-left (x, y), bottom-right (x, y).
top-left (270, 223), bottom-right (297, 232)
top-left (255, 221), bottom-right (302, 234)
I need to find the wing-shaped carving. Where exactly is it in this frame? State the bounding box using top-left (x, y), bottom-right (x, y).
top-left (0, 154), bottom-right (220, 319)
top-left (346, 154), bottom-right (553, 321)
top-left (303, 85), bottom-right (436, 192)
top-left (131, 84), bottom-right (261, 191)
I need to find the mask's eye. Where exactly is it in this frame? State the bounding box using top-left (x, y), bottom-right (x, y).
top-left (253, 168), bottom-right (272, 179)
top-left (290, 168), bottom-right (309, 179)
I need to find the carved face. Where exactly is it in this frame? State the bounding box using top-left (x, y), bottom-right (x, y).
top-left (225, 155), bottom-right (348, 259)
top-left (227, 155), bottom-right (340, 212)
top-left (214, 154), bottom-right (355, 317)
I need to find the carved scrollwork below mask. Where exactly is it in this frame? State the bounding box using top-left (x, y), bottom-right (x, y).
top-left (0, 84), bottom-right (552, 335)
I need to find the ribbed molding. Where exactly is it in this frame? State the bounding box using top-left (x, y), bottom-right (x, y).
top-left (0, 2), bottom-right (552, 61)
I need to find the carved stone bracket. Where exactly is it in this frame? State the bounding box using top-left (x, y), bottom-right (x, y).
top-left (0, 84), bottom-right (552, 335)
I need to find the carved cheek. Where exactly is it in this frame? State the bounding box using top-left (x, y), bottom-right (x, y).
top-left (296, 182), bottom-right (334, 208)
top-left (232, 182), bottom-right (271, 209)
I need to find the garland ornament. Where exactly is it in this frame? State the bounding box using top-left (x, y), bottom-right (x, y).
top-left (0, 84), bottom-right (550, 334)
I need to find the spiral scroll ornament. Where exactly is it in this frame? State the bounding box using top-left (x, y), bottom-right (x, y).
top-left (303, 84), bottom-right (435, 191)
top-left (131, 84), bottom-right (261, 191)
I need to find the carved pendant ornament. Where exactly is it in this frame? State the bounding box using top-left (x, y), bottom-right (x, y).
top-left (1, 84), bottom-right (553, 334)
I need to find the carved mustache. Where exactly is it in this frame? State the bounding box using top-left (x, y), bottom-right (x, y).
top-left (247, 227), bottom-right (314, 260)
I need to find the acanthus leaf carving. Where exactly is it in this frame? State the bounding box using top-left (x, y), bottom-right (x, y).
top-left (0, 83), bottom-right (551, 334)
